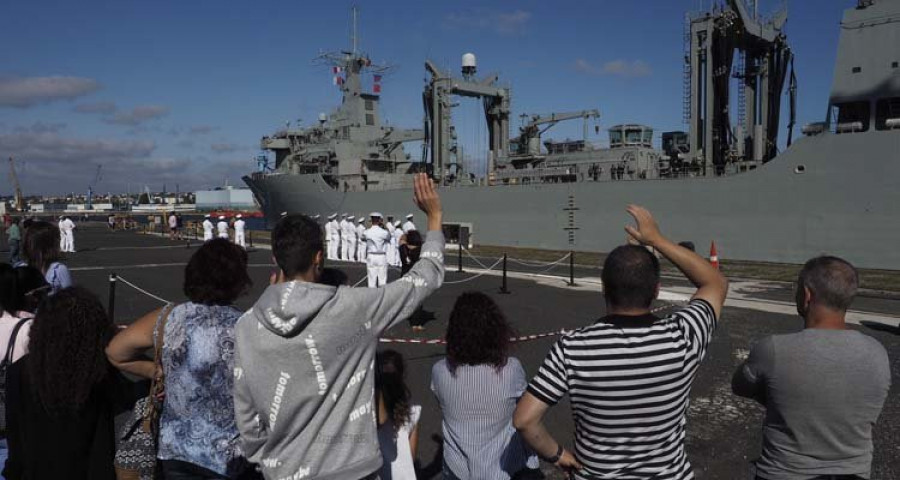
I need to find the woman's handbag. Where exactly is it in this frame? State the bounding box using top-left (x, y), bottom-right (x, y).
top-left (114, 304), bottom-right (173, 480)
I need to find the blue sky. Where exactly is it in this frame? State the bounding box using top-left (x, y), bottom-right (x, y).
top-left (0, 0), bottom-right (849, 195)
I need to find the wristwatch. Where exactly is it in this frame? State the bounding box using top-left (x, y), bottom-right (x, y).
top-left (545, 444), bottom-right (564, 464)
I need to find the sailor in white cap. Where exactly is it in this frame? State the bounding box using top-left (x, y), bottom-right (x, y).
top-left (390, 220), bottom-right (403, 267)
top-left (325, 214), bottom-right (339, 260)
top-left (402, 213), bottom-right (416, 234)
top-left (365, 212), bottom-right (392, 287)
top-left (343, 215), bottom-right (357, 261)
top-left (339, 213), bottom-right (351, 261)
top-left (233, 214), bottom-right (246, 248)
top-left (202, 214), bottom-right (214, 241)
top-left (355, 217), bottom-right (367, 263)
top-left (216, 215), bottom-right (229, 239)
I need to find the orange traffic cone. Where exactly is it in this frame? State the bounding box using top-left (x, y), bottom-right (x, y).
top-left (709, 241), bottom-right (719, 270)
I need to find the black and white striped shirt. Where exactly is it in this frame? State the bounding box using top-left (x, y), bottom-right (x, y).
top-left (527, 299), bottom-right (717, 480)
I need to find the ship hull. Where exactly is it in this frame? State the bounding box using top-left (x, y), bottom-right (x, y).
top-left (245, 130), bottom-right (900, 270)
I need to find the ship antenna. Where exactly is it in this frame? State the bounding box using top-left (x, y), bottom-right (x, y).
top-left (351, 5), bottom-right (359, 55)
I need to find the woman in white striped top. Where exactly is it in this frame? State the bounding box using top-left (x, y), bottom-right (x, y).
top-left (431, 292), bottom-right (540, 480)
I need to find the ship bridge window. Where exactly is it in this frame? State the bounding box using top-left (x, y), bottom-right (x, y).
top-left (366, 114), bottom-right (375, 126)
top-left (365, 99), bottom-right (374, 111)
top-left (875, 97), bottom-right (900, 130)
top-left (609, 130), bottom-right (623, 147)
top-left (832, 101), bottom-right (870, 133)
top-left (625, 129), bottom-right (643, 144)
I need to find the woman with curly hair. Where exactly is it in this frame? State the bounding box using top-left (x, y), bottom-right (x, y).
top-left (431, 292), bottom-right (540, 480)
top-left (21, 221), bottom-right (71, 293)
top-left (3, 287), bottom-right (125, 480)
top-left (376, 349), bottom-right (421, 480)
top-left (107, 238), bottom-right (254, 479)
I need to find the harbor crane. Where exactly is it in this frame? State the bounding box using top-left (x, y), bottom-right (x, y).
top-left (8, 156), bottom-right (24, 212)
top-left (87, 164), bottom-right (102, 209)
top-left (512, 109), bottom-right (601, 157)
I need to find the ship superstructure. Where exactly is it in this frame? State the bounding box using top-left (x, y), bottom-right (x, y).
top-left (245, 1), bottom-right (900, 269)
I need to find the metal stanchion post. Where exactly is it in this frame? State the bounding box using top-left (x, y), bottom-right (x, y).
top-left (568, 251), bottom-right (577, 287)
top-left (249, 230), bottom-right (254, 248)
top-left (499, 253), bottom-right (511, 294)
top-left (457, 243), bottom-right (463, 273)
top-left (108, 273), bottom-right (117, 321)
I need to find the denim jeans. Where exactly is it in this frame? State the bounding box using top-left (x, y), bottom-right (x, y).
top-left (0, 437), bottom-right (8, 480)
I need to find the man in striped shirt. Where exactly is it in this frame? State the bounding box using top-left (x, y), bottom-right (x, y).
top-left (514, 205), bottom-right (728, 479)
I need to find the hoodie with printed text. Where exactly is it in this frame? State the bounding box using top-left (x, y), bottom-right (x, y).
top-left (233, 230), bottom-right (445, 480)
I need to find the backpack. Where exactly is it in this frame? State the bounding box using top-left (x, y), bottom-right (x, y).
top-left (0, 318), bottom-right (30, 433)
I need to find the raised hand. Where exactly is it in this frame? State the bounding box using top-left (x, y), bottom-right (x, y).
top-left (624, 204), bottom-right (663, 247)
top-left (413, 173), bottom-right (443, 231)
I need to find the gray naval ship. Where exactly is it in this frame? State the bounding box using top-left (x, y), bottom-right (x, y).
top-left (244, 0), bottom-right (900, 270)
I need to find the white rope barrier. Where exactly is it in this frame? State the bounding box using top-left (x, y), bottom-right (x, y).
top-left (444, 257), bottom-right (504, 285)
top-left (461, 248), bottom-right (497, 270)
top-left (116, 275), bottom-right (172, 304)
top-left (507, 253), bottom-right (571, 268)
top-left (352, 276), bottom-right (368, 287)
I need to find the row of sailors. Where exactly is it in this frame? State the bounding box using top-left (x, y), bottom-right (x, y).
top-left (201, 214), bottom-right (247, 247)
top-left (322, 213), bottom-right (416, 266)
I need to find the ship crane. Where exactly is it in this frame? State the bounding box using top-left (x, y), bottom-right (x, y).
top-left (87, 164), bottom-right (102, 210)
top-left (514, 109), bottom-right (600, 157)
top-left (8, 156), bottom-right (24, 212)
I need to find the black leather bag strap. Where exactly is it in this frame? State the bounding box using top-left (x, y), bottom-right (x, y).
top-left (2, 319), bottom-right (29, 367)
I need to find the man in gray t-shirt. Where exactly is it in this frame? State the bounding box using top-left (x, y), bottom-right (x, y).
top-left (733, 256), bottom-right (891, 480)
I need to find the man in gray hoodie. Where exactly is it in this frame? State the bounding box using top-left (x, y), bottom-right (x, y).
top-left (234, 174), bottom-right (444, 480)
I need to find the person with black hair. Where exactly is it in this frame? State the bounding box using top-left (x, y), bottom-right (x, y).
top-left (4, 287), bottom-right (125, 480)
top-left (233, 173), bottom-right (445, 480)
top-left (431, 292), bottom-right (539, 480)
top-left (375, 350), bottom-right (420, 480)
top-left (514, 205), bottom-right (728, 479)
top-left (400, 230), bottom-right (428, 331)
top-left (22, 221), bottom-right (71, 293)
top-left (107, 239), bottom-right (254, 479)
top-left (0, 264), bottom-right (49, 371)
top-left (732, 256), bottom-right (890, 480)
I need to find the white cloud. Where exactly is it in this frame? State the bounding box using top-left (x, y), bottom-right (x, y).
top-left (444, 9), bottom-right (532, 36)
top-left (73, 101), bottom-right (118, 114)
top-left (0, 75), bottom-right (101, 108)
top-left (104, 105), bottom-right (170, 126)
top-left (574, 59), bottom-right (652, 78)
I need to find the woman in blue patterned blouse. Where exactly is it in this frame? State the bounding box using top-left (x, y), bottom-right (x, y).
top-left (107, 238), bottom-right (254, 479)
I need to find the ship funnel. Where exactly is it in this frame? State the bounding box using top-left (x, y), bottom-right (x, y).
top-left (462, 53), bottom-right (477, 78)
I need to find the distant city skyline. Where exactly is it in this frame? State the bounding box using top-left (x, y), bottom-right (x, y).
top-left (1, 0), bottom-right (851, 194)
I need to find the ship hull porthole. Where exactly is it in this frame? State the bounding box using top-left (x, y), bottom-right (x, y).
top-left (793, 165), bottom-right (806, 174)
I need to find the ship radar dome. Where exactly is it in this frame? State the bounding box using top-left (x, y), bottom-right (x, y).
top-left (462, 53), bottom-right (477, 77)
top-left (318, 112), bottom-right (327, 124)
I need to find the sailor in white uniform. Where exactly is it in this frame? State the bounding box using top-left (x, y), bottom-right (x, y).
top-left (216, 216), bottom-right (229, 239)
top-left (339, 213), bottom-right (351, 261)
top-left (385, 217), bottom-right (398, 266)
top-left (325, 214), bottom-right (339, 260)
top-left (202, 214), bottom-right (214, 241)
top-left (61, 216), bottom-right (76, 253)
top-left (58, 216), bottom-right (66, 251)
top-left (343, 215), bottom-right (357, 261)
top-left (402, 214), bottom-right (416, 233)
top-left (355, 217), bottom-right (367, 262)
top-left (233, 214), bottom-right (246, 247)
top-left (365, 212), bottom-right (392, 287)
top-left (391, 220), bottom-right (403, 267)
